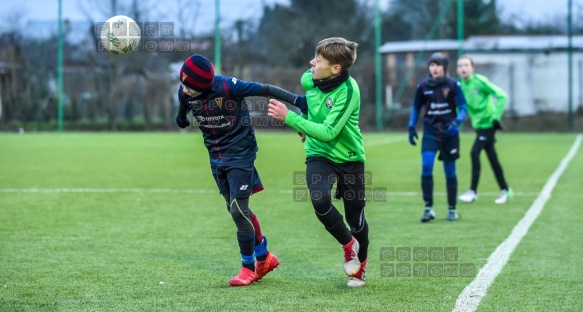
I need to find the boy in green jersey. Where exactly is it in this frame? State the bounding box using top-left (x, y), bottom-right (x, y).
top-left (268, 37), bottom-right (368, 287)
top-left (456, 55), bottom-right (513, 204)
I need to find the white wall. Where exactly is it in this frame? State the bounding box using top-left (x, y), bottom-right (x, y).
top-left (471, 52), bottom-right (583, 116)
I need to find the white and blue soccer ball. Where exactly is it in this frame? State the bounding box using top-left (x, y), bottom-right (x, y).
top-left (100, 15), bottom-right (141, 55)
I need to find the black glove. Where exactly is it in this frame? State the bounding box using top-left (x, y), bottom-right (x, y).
top-left (298, 131), bottom-right (306, 143)
top-left (408, 127), bottom-right (418, 146)
top-left (493, 120), bottom-right (503, 130)
top-left (176, 115), bottom-right (191, 129)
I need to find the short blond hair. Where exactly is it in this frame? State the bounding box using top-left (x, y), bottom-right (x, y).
top-left (315, 37), bottom-right (358, 72)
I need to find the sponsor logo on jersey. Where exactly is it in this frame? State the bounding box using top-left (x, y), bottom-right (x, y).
top-left (427, 102), bottom-right (452, 115)
top-left (442, 88), bottom-right (450, 98)
top-left (214, 97), bottom-right (223, 109)
top-left (326, 98), bottom-right (333, 109)
top-left (194, 115), bottom-right (234, 128)
top-left (240, 185), bottom-right (248, 190)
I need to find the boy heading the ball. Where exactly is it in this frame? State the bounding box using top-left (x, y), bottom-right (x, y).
top-left (268, 37), bottom-right (369, 287)
top-left (176, 54), bottom-right (306, 286)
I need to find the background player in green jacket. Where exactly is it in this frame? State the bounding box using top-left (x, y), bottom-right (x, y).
top-left (456, 55), bottom-right (513, 204)
top-left (267, 37), bottom-right (369, 287)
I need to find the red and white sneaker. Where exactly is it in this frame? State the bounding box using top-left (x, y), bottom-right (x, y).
top-left (342, 237), bottom-right (360, 276)
top-left (255, 252), bottom-right (280, 281)
top-left (228, 267), bottom-right (257, 286)
top-left (347, 258), bottom-right (367, 287)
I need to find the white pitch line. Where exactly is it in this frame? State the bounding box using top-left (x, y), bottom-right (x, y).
top-left (0, 188), bottom-right (539, 197)
top-left (0, 188), bottom-right (219, 194)
top-left (453, 134), bottom-right (582, 312)
top-left (276, 190), bottom-right (540, 197)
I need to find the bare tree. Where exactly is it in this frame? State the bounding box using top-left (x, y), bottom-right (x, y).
top-left (0, 7), bottom-right (27, 35)
top-left (0, 8), bottom-right (28, 125)
top-left (175, 0), bottom-right (201, 38)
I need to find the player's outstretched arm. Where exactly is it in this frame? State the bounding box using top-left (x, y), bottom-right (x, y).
top-left (259, 84), bottom-right (307, 113)
top-left (268, 93), bottom-right (354, 143)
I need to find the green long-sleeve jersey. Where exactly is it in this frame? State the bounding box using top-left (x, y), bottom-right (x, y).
top-left (459, 73), bottom-right (508, 130)
top-left (284, 70), bottom-right (365, 163)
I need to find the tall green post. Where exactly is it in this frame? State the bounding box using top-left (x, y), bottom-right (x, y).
top-left (57, 0), bottom-right (64, 131)
top-left (568, 0), bottom-right (573, 131)
top-left (457, 0), bottom-right (464, 56)
top-left (214, 0), bottom-right (221, 75)
top-left (375, 0), bottom-right (382, 131)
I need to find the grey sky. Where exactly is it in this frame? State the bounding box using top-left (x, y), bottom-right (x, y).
top-left (0, 0), bottom-right (571, 35)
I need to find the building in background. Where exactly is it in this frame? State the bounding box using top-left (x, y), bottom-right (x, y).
top-left (380, 36), bottom-right (583, 117)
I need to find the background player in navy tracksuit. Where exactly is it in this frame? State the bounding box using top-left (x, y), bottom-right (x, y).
top-left (408, 52), bottom-right (467, 222)
top-left (176, 54), bottom-right (306, 286)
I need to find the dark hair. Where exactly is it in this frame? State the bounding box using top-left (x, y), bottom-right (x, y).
top-left (427, 52), bottom-right (449, 70)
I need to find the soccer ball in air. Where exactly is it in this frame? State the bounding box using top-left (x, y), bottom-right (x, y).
top-left (100, 15), bottom-right (141, 55)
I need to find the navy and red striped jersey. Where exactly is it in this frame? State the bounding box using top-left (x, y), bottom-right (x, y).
top-left (178, 76), bottom-right (268, 164)
top-left (412, 77), bottom-right (467, 135)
